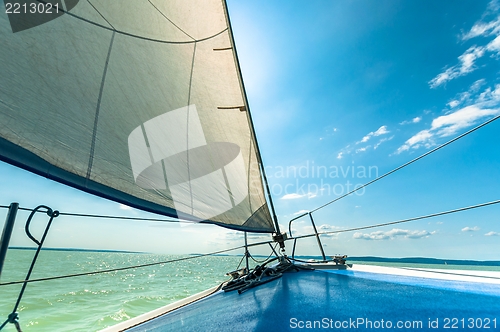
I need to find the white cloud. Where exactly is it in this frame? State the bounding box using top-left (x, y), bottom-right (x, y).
top-left (374, 126), bottom-right (389, 136)
top-left (223, 230), bottom-right (268, 241)
top-left (281, 193), bottom-right (316, 200)
top-left (447, 79), bottom-right (486, 109)
top-left (357, 125), bottom-right (389, 144)
top-left (462, 16), bottom-right (500, 40)
top-left (429, 46), bottom-right (486, 88)
top-left (340, 126), bottom-right (390, 156)
top-left (459, 46), bottom-right (486, 73)
top-left (476, 84), bottom-right (500, 104)
top-left (353, 228), bottom-right (435, 240)
top-left (281, 193), bottom-right (304, 200)
top-left (487, 34), bottom-right (500, 53)
top-left (373, 135), bottom-right (394, 150)
top-left (399, 117), bottom-right (422, 125)
top-left (305, 224), bottom-right (341, 238)
top-left (396, 102), bottom-right (500, 154)
top-left (431, 4), bottom-right (500, 88)
top-left (462, 226), bottom-right (480, 232)
top-left (431, 106), bottom-right (500, 136)
top-left (293, 209), bottom-right (309, 215)
top-left (396, 130), bottom-right (433, 154)
top-left (485, 231), bottom-right (500, 236)
top-left (409, 129), bottom-right (432, 145)
top-left (355, 146), bottom-right (369, 153)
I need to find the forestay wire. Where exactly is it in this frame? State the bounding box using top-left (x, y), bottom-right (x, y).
top-left (306, 114), bottom-right (500, 216)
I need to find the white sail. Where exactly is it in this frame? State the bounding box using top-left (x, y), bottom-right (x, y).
top-left (0, 0), bottom-right (274, 232)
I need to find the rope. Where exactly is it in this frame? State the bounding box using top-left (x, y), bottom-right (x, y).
top-left (0, 313), bottom-right (21, 332)
top-left (292, 199), bottom-right (500, 240)
top-left (0, 239), bottom-right (275, 287)
top-left (222, 256), bottom-right (314, 294)
top-left (248, 244), bottom-right (278, 263)
top-left (307, 114), bottom-right (500, 215)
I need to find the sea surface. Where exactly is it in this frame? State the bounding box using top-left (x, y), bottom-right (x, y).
top-left (1, 249), bottom-right (499, 331)
top-left (0, 249), bottom-right (243, 331)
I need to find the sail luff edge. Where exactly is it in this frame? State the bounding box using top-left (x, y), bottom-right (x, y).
top-left (221, 0), bottom-right (280, 234)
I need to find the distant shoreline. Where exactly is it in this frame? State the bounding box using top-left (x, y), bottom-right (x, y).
top-left (189, 253), bottom-right (500, 266)
top-left (9, 247), bottom-right (142, 254)
top-left (342, 256), bottom-right (500, 267)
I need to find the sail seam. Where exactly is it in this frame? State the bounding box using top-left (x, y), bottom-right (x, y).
top-left (247, 135), bottom-right (253, 212)
top-left (186, 43), bottom-right (197, 215)
top-left (56, 1), bottom-right (228, 45)
top-left (86, 0), bottom-right (116, 30)
top-left (147, 0), bottom-right (195, 41)
top-left (161, 160), bottom-right (170, 193)
top-left (86, 31), bottom-right (115, 181)
top-left (221, 167), bottom-right (236, 207)
top-left (140, 125), bottom-right (155, 164)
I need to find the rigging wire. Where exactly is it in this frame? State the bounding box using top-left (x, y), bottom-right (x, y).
top-left (303, 114), bottom-right (500, 216)
top-left (292, 199), bottom-right (500, 241)
top-left (0, 206), bottom-right (187, 224)
top-left (1, 199), bottom-right (498, 287)
top-left (235, 253), bottom-right (247, 270)
top-left (0, 239), bottom-right (275, 287)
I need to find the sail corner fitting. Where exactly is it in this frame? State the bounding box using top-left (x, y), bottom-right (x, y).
top-left (272, 231), bottom-right (288, 251)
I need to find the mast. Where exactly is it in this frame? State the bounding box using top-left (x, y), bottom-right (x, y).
top-left (221, 0), bottom-right (281, 236)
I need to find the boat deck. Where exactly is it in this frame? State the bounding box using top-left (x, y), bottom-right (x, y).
top-left (103, 265), bottom-right (500, 331)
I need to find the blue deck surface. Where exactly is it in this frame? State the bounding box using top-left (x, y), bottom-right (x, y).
top-left (128, 269), bottom-right (500, 331)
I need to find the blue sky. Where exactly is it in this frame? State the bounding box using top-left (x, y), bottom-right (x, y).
top-left (1, 0), bottom-right (500, 259)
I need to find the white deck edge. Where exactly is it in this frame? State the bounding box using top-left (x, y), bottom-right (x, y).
top-left (98, 284), bottom-right (222, 332)
top-left (348, 264), bottom-right (500, 285)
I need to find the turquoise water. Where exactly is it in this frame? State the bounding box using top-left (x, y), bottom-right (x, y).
top-left (0, 249), bottom-right (242, 331)
top-left (1, 250), bottom-right (499, 331)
